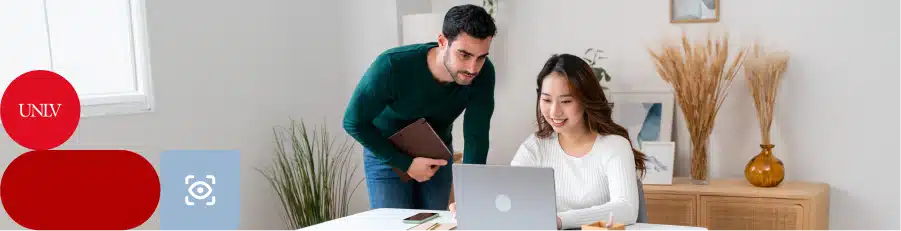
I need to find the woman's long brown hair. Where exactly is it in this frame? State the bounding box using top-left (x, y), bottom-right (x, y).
top-left (534, 53), bottom-right (648, 178)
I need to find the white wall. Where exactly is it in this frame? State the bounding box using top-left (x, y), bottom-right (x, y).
top-left (397, 0), bottom-right (433, 46)
top-left (0, 0), bottom-right (360, 229)
top-left (434, 0), bottom-right (897, 229)
top-left (432, 0), bottom-right (476, 14)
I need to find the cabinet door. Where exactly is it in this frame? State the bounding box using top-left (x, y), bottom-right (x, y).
top-left (645, 193), bottom-right (696, 226)
top-left (700, 196), bottom-right (806, 230)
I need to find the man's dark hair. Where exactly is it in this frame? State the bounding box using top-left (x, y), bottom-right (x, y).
top-left (442, 4), bottom-right (497, 44)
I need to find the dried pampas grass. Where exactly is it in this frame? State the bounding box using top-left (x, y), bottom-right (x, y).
top-left (648, 31), bottom-right (747, 184)
top-left (743, 43), bottom-right (789, 145)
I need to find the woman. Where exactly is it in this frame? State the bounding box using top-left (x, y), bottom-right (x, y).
top-left (450, 54), bottom-right (647, 230)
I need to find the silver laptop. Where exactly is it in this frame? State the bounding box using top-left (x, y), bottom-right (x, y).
top-left (452, 164), bottom-right (558, 230)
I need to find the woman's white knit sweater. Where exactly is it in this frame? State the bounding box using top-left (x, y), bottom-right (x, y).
top-left (510, 133), bottom-right (640, 230)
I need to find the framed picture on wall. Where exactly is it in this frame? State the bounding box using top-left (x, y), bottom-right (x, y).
top-left (608, 90), bottom-right (675, 151)
top-left (639, 141), bottom-right (676, 185)
top-left (671, 0), bottom-right (720, 23)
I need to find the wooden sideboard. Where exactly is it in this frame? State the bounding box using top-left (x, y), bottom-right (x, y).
top-left (643, 177), bottom-right (830, 230)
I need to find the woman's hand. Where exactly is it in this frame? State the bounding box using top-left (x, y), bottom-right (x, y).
top-left (556, 216), bottom-right (562, 230)
top-left (448, 202), bottom-right (457, 220)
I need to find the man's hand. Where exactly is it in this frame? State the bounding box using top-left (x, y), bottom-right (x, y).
top-left (406, 157), bottom-right (447, 182)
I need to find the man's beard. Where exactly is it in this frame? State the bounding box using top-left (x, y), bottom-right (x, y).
top-left (442, 52), bottom-right (476, 85)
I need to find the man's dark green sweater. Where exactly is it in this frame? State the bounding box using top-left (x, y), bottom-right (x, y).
top-left (343, 42), bottom-right (495, 172)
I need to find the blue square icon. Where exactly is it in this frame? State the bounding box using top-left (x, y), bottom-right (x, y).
top-left (160, 150), bottom-right (240, 230)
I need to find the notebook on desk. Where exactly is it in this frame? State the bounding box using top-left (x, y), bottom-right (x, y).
top-left (408, 222), bottom-right (457, 230)
top-left (388, 118), bottom-right (453, 182)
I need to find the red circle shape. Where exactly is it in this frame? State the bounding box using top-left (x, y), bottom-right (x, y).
top-left (1, 70), bottom-right (81, 150)
top-left (1, 150), bottom-right (160, 230)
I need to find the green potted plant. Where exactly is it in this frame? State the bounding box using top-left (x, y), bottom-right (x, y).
top-left (583, 48), bottom-right (612, 90)
top-left (258, 118), bottom-right (364, 229)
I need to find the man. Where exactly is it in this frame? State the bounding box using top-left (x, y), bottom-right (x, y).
top-left (342, 4), bottom-right (496, 210)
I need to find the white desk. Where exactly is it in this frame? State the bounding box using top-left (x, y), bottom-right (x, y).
top-left (301, 208), bottom-right (707, 230)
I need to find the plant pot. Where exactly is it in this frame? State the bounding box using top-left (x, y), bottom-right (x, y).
top-left (744, 144), bottom-right (785, 187)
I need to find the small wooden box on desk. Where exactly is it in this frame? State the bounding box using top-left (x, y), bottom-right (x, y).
top-left (642, 177), bottom-right (829, 230)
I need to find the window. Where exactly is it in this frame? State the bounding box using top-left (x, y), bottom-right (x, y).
top-left (1, 0), bottom-right (154, 117)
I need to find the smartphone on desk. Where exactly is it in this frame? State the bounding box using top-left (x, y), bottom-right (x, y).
top-left (403, 212), bottom-right (439, 224)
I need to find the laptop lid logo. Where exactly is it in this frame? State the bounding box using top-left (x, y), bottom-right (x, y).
top-left (495, 194), bottom-right (511, 212)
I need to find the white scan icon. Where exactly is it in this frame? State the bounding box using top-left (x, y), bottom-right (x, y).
top-left (185, 174), bottom-right (216, 206)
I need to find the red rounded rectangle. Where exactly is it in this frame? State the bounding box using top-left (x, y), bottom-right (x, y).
top-left (2, 150), bottom-right (160, 230)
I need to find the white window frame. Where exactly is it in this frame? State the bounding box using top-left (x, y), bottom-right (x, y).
top-left (76, 0), bottom-right (154, 117)
top-left (0, 0), bottom-right (152, 117)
